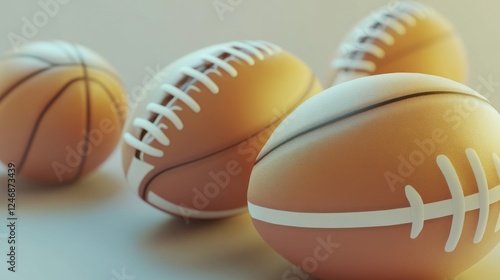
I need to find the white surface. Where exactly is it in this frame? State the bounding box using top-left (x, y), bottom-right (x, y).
top-left (0, 1), bottom-right (499, 279)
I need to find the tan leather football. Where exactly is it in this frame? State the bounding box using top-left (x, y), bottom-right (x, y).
top-left (0, 41), bottom-right (127, 184)
top-left (329, 1), bottom-right (467, 85)
top-left (122, 40), bottom-right (322, 219)
top-left (248, 73), bottom-right (500, 279)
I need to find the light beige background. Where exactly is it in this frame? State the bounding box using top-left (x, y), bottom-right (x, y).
top-left (0, 1), bottom-right (499, 279)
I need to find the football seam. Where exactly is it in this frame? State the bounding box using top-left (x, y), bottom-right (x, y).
top-left (255, 91), bottom-right (493, 165)
top-left (248, 149), bottom-right (500, 253)
top-left (334, 31), bottom-right (456, 74)
top-left (123, 40), bottom-right (283, 160)
top-left (332, 2), bottom-right (460, 75)
top-left (140, 72), bottom-right (318, 200)
top-left (148, 191), bottom-right (248, 218)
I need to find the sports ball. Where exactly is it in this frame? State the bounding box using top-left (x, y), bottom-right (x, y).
top-left (0, 41), bottom-right (128, 184)
top-left (122, 40), bottom-right (322, 219)
top-left (329, 1), bottom-right (467, 85)
top-left (248, 73), bottom-right (500, 279)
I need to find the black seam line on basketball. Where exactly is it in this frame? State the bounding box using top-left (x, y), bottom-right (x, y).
top-left (0, 67), bottom-right (52, 104)
top-left (0, 64), bottom-right (120, 105)
top-left (2, 54), bottom-right (120, 80)
top-left (339, 30), bottom-right (455, 73)
top-left (73, 44), bottom-right (91, 181)
top-left (0, 54), bottom-right (54, 65)
top-left (16, 77), bottom-right (86, 173)
top-left (139, 72), bottom-right (318, 199)
top-left (254, 91), bottom-right (493, 165)
top-left (88, 79), bottom-right (125, 129)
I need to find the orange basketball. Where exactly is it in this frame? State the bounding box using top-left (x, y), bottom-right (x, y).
top-left (0, 41), bottom-right (128, 184)
top-left (248, 73), bottom-right (500, 279)
top-left (122, 40), bottom-right (322, 220)
top-left (329, 1), bottom-right (467, 85)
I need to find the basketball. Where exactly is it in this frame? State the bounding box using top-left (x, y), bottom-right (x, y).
top-left (329, 2), bottom-right (467, 85)
top-left (248, 73), bottom-right (500, 279)
top-left (122, 40), bottom-right (322, 220)
top-left (0, 41), bottom-right (128, 184)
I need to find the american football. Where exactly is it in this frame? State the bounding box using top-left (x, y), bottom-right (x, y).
top-left (329, 1), bottom-right (467, 85)
top-left (248, 73), bottom-right (500, 279)
top-left (123, 40), bottom-right (322, 219)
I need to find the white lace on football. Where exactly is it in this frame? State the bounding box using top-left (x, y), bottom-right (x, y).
top-left (332, 2), bottom-right (430, 72)
top-left (248, 148), bottom-right (500, 253)
top-left (123, 40), bottom-right (281, 158)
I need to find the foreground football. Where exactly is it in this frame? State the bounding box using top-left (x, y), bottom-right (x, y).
top-left (248, 73), bottom-right (500, 279)
top-left (329, 1), bottom-right (467, 85)
top-left (122, 40), bottom-right (322, 219)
